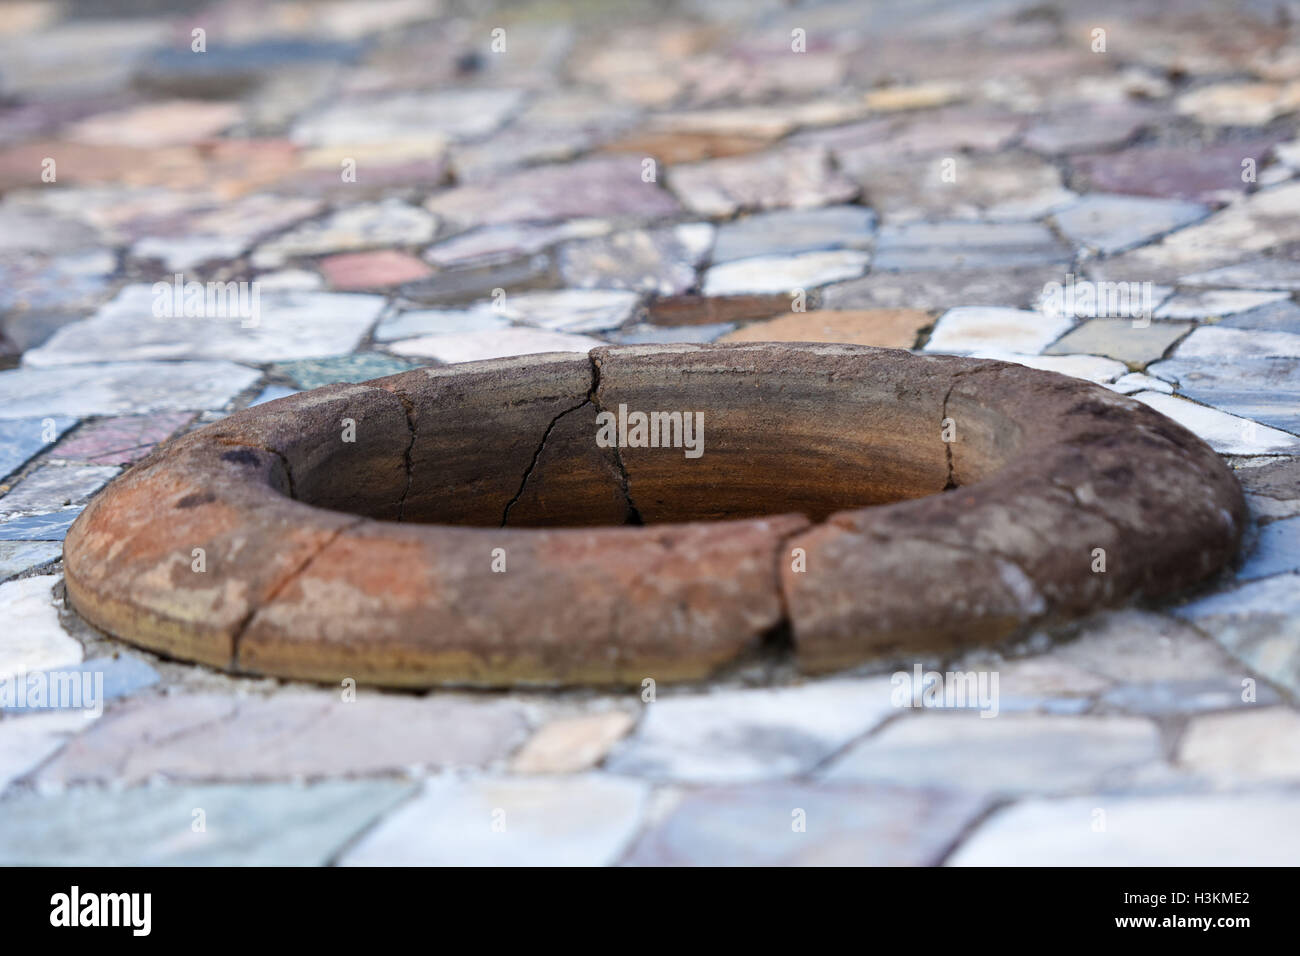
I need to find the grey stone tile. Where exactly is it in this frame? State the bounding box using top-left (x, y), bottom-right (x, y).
top-left (1044, 318), bottom-right (1192, 366)
top-left (0, 780), bottom-right (417, 865)
top-left (872, 221), bottom-right (1070, 272)
top-left (622, 782), bottom-right (989, 866)
top-left (0, 464), bottom-right (118, 515)
top-left (604, 678), bottom-right (896, 784)
top-left (1052, 194), bottom-right (1209, 255)
top-left (1, 655), bottom-right (160, 715)
top-left (0, 541), bottom-right (62, 581)
top-left (558, 224), bottom-right (712, 295)
top-left (1239, 516), bottom-right (1300, 580)
top-left (1177, 708), bottom-right (1300, 782)
top-left (340, 774), bottom-right (649, 866)
top-left (0, 510), bottom-right (81, 541)
top-left (711, 206), bottom-right (875, 264)
top-left (821, 713), bottom-right (1163, 796)
top-left (0, 363), bottom-right (261, 420)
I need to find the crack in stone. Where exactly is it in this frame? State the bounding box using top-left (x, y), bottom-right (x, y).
top-left (228, 516), bottom-right (366, 670)
top-left (500, 398), bottom-right (591, 527)
top-left (941, 380), bottom-right (958, 491)
top-left (587, 352), bottom-right (644, 525)
top-left (387, 389), bottom-right (417, 523)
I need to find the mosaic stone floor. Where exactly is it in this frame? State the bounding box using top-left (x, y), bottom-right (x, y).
top-left (1, 0), bottom-right (1299, 865)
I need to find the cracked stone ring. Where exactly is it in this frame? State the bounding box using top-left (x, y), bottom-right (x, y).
top-left (62, 342), bottom-right (1246, 687)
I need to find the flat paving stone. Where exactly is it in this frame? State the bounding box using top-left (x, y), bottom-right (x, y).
top-left (702, 250), bottom-right (870, 296)
top-left (821, 264), bottom-right (1071, 313)
top-left (967, 350), bottom-right (1127, 384)
top-left (1175, 573), bottom-right (1300, 700)
top-left (1052, 195), bottom-right (1209, 255)
top-left (373, 307), bottom-right (511, 342)
top-left (48, 412), bottom-right (193, 466)
top-left (425, 221), bottom-right (611, 269)
top-left (0, 541), bottom-right (62, 582)
top-left (1021, 101), bottom-right (1157, 155)
top-left (1182, 261), bottom-right (1300, 293)
top-left (667, 147), bottom-right (858, 217)
top-left (1109, 372), bottom-right (1174, 395)
top-left (1156, 290), bottom-right (1291, 320)
top-left (0, 780), bottom-right (416, 866)
top-left (25, 286), bottom-right (385, 366)
top-left (251, 200), bottom-right (437, 268)
top-left (319, 249), bottom-right (433, 290)
top-left (68, 99), bottom-right (240, 148)
top-left (872, 221), bottom-right (1070, 272)
top-left (0, 575), bottom-right (81, 676)
top-left (0, 510), bottom-right (81, 542)
top-left (603, 678), bottom-right (896, 784)
top-left (948, 793), bottom-right (1300, 866)
top-left (426, 156), bottom-right (681, 230)
top-left (1054, 609), bottom-right (1248, 683)
top-left (821, 714), bottom-right (1163, 796)
top-left (1219, 299), bottom-right (1300, 334)
top-left (720, 309), bottom-right (930, 349)
top-left (495, 290), bottom-right (640, 333)
top-left (0, 363), bottom-right (251, 422)
top-left (1146, 355), bottom-right (1300, 434)
top-left (0, 712), bottom-right (92, 793)
top-left (0, 464), bottom-right (118, 515)
top-left (340, 774), bottom-right (649, 867)
top-left (924, 306), bottom-right (1072, 355)
top-left (622, 782), bottom-right (989, 866)
top-left (711, 206), bottom-right (876, 263)
top-left (1098, 678), bottom-right (1278, 717)
top-left (558, 224), bottom-right (713, 296)
top-left (1177, 708), bottom-right (1300, 782)
top-left (387, 328), bottom-right (606, 364)
top-left (292, 89), bottom-right (524, 146)
top-left (511, 711), bottom-right (637, 775)
top-left (36, 692), bottom-right (531, 786)
top-left (856, 151), bottom-right (1076, 223)
top-left (270, 353), bottom-right (421, 390)
top-left (1239, 516), bottom-right (1300, 581)
top-left (1071, 140), bottom-right (1283, 203)
top-left (1044, 318), bottom-right (1192, 366)
top-left (1131, 392), bottom-right (1300, 455)
top-left (0, 416), bottom-right (75, 480)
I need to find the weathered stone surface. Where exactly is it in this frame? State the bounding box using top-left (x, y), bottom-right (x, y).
top-left (622, 782), bottom-right (988, 866)
top-left (0, 362), bottom-right (259, 420)
top-left (0, 780), bottom-right (416, 866)
top-left (872, 221), bottom-right (1070, 272)
top-left (710, 206), bottom-right (876, 263)
top-left (823, 714), bottom-right (1162, 795)
top-left (25, 286), bottom-right (385, 366)
top-left (1239, 516), bottom-right (1300, 580)
top-left (1131, 391), bottom-right (1300, 455)
top-left (1071, 140), bottom-right (1283, 203)
top-left (604, 678), bottom-right (896, 783)
top-left (388, 328), bottom-right (606, 364)
top-left (36, 692), bottom-right (530, 784)
top-left (64, 346), bottom-right (1248, 687)
top-left (47, 413), bottom-right (193, 466)
top-left (558, 225), bottom-right (712, 296)
top-left (426, 157), bottom-right (681, 230)
top-left (949, 793), bottom-right (1300, 866)
top-left (1052, 195), bottom-right (1209, 255)
top-left (339, 774), bottom-right (648, 866)
top-left (1145, 355), bottom-right (1300, 435)
top-left (822, 265), bottom-right (1065, 312)
top-left (667, 147), bottom-right (858, 217)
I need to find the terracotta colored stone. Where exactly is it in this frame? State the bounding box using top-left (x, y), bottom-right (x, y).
top-left (721, 309), bottom-right (930, 349)
top-left (64, 345), bottom-right (1246, 687)
top-left (319, 250), bottom-right (433, 290)
top-left (598, 130), bottom-right (772, 164)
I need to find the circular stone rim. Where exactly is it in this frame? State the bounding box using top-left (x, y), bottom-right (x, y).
top-left (62, 343), bottom-right (1246, 688)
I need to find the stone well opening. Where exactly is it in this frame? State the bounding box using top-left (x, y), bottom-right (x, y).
top-left (63, 343), bottom-right (1246, 689)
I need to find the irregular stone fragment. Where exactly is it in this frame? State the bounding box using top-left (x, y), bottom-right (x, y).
top-left (0, 575), bottom-right (82, 675)
top-left (0, 465), bottom-right (119, 515)
top-left (667, 147), bottom-right (858, 217)
top-left (711, 206), bottom-right (876, 263)
top-left (511, 711), bottom-right (637, 774)
top-left (1045, 318), bottom-right (1192, 366)
top-left (388, 328), bottom-right (605, 364)
top-left (924, 307), bottom-right (1072, 355)
top-left (702, 251), bottom-right (869, 296)
top-left (1052, 194), bottom-right (1209, 255)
